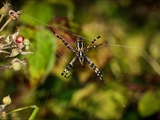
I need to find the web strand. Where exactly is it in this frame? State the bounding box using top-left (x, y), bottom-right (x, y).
top-left (10, 3), bottom-right (147, 84)
top-left (103, 43), bottom-right (146, 49)
top-left (10, 4), bottom-right (146, 50)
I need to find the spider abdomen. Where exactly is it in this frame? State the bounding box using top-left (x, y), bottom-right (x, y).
top-left (76, 50), bottom-right (85, 65)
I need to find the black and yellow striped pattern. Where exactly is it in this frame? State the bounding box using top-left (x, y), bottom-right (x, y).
top-left (49, 26), bottom-right (105, 85)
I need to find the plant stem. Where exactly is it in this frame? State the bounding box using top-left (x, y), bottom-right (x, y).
top-left (0, 18), bottom-right (11, 32)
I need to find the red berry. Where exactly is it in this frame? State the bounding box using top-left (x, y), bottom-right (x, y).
top-left (16, 35), bottom-right (24, 43)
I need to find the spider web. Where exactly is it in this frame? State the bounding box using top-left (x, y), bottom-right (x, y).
top-left (1, 1), bottom-right (160, 120)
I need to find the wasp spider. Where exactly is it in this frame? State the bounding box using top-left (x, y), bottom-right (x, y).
top-left (49, 26), bottom-right (105, 85)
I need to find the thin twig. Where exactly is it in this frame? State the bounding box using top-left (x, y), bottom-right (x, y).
top-left (0, 50), bottom-right (10, 54)
top-left (0, 18), bottom-right (11, 32)
top-left (0, 45), bottom-right (16, 50)
top-left (0, 15), bottom-right (4, 22)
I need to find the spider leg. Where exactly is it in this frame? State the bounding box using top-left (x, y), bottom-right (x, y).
top-left (85, 43), bottom-right (103, 52)
top-left (49, 26), bottom-right (76, 52)
top-left (86, 36), bottom-right (101, 50)
top-left (85, 56), bottom-right (105, 86)
top-left (61, 57), bottom-right (78, 78)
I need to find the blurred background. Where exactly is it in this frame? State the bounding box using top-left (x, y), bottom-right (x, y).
top-left (0, 0), bottom-right (160, 119)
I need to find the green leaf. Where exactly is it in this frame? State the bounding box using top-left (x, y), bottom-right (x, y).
top-left (138, 91), bottom-right (160, 117)
top-left (27, 28), bottom-right (56, 87)
top-left (20, 1), bottom-right (53, 26)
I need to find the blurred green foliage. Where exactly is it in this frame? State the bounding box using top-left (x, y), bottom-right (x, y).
top-left (1, 0), bottom-right (160, 119)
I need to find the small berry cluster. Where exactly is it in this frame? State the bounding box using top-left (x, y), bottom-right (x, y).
top-left (0, 2), bottom-right (33, 71)
top-left (0, 95), bottom-right (11, 118)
